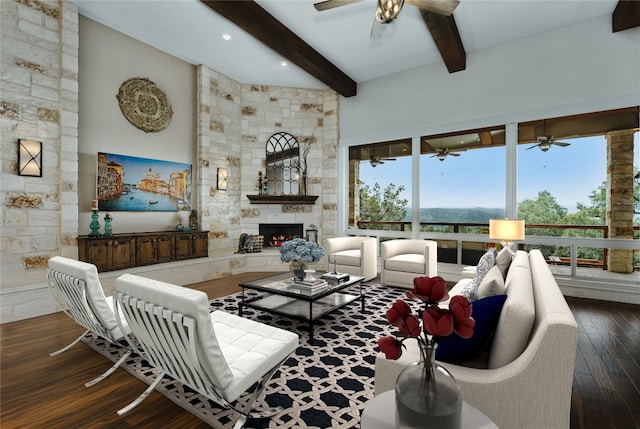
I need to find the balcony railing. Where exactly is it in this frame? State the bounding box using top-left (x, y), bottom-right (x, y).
top-left (354, 220), bottom-right (639, 271)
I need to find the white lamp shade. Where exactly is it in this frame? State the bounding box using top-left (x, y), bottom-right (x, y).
top-left (489, 219), bottom-right (525, 241)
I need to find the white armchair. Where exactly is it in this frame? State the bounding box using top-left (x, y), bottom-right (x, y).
top-left (47, 256), bottom-right (132, 387)
top-left (325, 236), bottom-right (377, 281)
top-left (114, 273), bottom-right (299, 429)
top-left (380, 239), bottom-right (437, 288)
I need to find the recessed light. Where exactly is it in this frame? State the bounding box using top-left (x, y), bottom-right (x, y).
top-left (280, 61), bottom-right (288, 67)
top-left (222, 34), bottom-right (232, 41)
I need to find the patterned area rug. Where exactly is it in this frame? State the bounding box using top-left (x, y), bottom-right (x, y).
top-left (82, 283), bottom-right (406, 428)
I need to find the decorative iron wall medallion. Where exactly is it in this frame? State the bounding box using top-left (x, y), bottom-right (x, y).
top-left (116, 77), bottom-right (172, 133)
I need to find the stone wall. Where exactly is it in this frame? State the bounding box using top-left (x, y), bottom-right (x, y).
top-left (606, 129), bottom-right (636, 273)
top-left (0, 2), bottom-right (340, 322)
top-left (1, 0), bottom-right (79, 319)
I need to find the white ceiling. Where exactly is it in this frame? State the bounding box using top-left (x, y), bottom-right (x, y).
top-left (71, 0), bottom-right (619, 92)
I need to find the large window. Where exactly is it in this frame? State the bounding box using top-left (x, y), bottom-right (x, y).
top-left (419, 127), bottom-right (506, 234)
top-left (345, 107), bottom-right (639, 273)
top-left (348, 139), bottom-right (412, 230)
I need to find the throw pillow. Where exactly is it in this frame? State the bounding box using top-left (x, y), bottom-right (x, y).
top-left (436, 294), bottom-right (508, 363)
top-left (475, 249), bottom-right (496, 283)
top-left (495, 247), bottom-right (513, 278)
top-left (460, 279), bottom-right (479, 302)
top-left (460, 249), bottom-right (495, 302)
top-left (477, 265), bottom-right (506, 299)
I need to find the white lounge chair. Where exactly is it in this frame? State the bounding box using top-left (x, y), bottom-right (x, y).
top-left (325, 236), bottom-right (378, 281)
top-left (47, 256), bottom-right (132, 387)
top-left (114, 273), bottom-right (299, 429)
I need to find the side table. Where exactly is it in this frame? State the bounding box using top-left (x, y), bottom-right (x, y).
top-left (361, 390), bottom-right (498, 429)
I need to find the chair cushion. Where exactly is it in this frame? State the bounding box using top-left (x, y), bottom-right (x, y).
top-left (116, 274), bottom-right (234, 390)
top-left (384, 254), bottom-right (425, 274)
top-left (329, 249), bottom-right (362, 267)
top-left (48, 256), bottom-right (124, 338)
top-left (477, 265), bottom-right (506, 299)
top-left (436, 294), bottom-right (508, 363)
top-left (210, 311), bottom-right (299, 401)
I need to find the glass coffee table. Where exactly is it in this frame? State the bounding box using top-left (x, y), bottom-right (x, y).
top-left (238, 272), bottom-right (365, 343)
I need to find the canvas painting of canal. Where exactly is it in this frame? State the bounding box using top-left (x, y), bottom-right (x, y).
top-left (97, 152), bottom-right (192, 212)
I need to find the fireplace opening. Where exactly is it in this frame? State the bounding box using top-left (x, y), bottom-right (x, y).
top-left (259, 223), bottom-right (304, 247)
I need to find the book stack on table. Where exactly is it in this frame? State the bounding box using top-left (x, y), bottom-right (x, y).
top-left (320, 272), bottom-right (350, 285)
top-left (293, 278), bottom-right (329, 295)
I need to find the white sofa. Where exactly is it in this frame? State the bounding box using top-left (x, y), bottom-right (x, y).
top-left (380, 239), bottom-right (437, 288)
top-left (325, 236), bottom-right (377, 281)
top-left (374, 249), bottom-right (578, 429)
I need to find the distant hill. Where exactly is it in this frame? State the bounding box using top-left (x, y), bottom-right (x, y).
top-left (406, 207), bottom-right (506, 223)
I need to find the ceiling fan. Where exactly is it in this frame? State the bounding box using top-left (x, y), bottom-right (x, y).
top-left (430, 147), bottom-right (461, 161)
top-left (527, 120), bottom-right (571, 152)
top-left (314, 0), bottom-right (460, 39)
top-left (369, 155), bottom-right (396, 167)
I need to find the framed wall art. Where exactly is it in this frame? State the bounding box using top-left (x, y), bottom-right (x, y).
top-left (97, 152), bottom-right (192, 212)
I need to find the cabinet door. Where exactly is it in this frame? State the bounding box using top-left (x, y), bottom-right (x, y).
top-left (174, 235), bottom-right (193, 260)
top-left (82, 239), bottom-right (111, 272)
top-left (110, 238), bottom-right (135, 270)
top-left (192, 233), bottom-right (209, 258)
top-left (155, 235), bottom-right (174, 263)
top-left (136, 237), bottom-right (157, 266)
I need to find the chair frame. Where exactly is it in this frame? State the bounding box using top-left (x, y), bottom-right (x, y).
top-left (47, 267), bottom-right (132, 387)
top-left (115, 291), bottom-right (288, 429)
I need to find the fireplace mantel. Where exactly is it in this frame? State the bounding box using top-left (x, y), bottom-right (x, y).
top-left (246, 195), bottom-right (318, 204)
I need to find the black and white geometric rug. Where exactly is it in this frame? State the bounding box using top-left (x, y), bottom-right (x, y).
top-left (82, 283), bottom-right (406, 428)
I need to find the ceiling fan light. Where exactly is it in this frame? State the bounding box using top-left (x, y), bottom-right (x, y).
top-left (376, 0), bottom-right (404, 23)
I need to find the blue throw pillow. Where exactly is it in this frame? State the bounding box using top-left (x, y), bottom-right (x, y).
top-left (436, 294), bottom-right (508, 363)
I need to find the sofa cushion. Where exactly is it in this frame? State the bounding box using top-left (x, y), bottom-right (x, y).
top-left (477, 265), bottom-right (505, 299)
top-left (436, 294), bottom-right (508, 364)
top-left (488, 251), bottom-right (535, 369)
top-left (460, 249), bottom-right (495, 301)
top-left (329, 249), bottom-right (362, 267)
top-left (384, 254), bottom-right (425, 274)
top-left (495, 247), bottom-right (513, 278)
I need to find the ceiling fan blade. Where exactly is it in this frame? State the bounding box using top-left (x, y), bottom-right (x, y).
top-left (313, 0), bottom-right (362, 12)
top-left (370, 17), bottom-right (386, 39)
top-left (405, 0), bottom-right (459, 16)
top-left (526, 144), bottom-right (539, 150)
top-left (552, 141), bottom-right (571, 147)
top-left (449, 152), bottom-right (461, 157)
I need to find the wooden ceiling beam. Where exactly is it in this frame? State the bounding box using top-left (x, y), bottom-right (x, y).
top-left (612, 0), bottom-right (640, 32)
top-left (200, 0), bottom-right (357, 97)
top-left (419, 11), bottom-right (466, 73)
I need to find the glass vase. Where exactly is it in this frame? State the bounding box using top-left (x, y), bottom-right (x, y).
top-left (395, 342), bottom-right (462, 429)
top-left (291, 261), bottom-right (307, 281)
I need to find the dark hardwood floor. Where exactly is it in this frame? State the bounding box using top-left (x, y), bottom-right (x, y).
top-left (1, 272), bottom-right (638, 428)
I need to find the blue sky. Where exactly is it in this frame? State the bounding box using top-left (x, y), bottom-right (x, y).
top-left (359, 134), bottom-right (639, 212)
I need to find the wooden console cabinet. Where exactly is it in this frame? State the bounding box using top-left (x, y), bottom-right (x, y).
top-left (78, 231), bottom-right (209, 272)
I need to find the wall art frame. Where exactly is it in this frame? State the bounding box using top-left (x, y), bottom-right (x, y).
top-left (97, 152), bottom-right (192, 212)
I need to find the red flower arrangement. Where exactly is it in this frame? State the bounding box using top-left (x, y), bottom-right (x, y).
top-left (378, 276), bottom-right (475, 360)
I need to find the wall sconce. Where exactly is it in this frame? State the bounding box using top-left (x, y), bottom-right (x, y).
top-left (489, 218), bottom-right (525, 254)
top-left (18, 139), bottom-right (42, 177)
top-left (217, 167), bottom-right (228, 190)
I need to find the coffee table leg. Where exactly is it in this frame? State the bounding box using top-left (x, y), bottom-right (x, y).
top-left (309, 301), bottom-right (314, 343)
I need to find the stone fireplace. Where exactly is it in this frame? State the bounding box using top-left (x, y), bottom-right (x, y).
top-left (259, 223), bottom-right (304, 247)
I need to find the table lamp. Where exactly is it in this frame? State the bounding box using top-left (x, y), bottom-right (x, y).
top-left (489, 219), bottom-right (525, 254)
